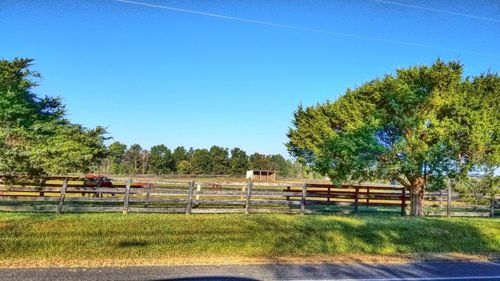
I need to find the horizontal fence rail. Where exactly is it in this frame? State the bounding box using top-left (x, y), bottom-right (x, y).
top-left (0, 177), bottom-right (498, 216)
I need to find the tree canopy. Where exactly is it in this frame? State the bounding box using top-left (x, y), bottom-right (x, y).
top-left (287, 59), bottom-right (499, 216)
top-left (190, 148), bottom-right (212, 174)
top-left (99, 142), bottom-right (304, 178)
top-left (209, 145), bottom-right (229, 175)
top-left (229, 147), bottom-right (249, 176)
top-left (149, 144), bottom-right (173, 175)
top-left (0, 58), bottom-right (107, 176)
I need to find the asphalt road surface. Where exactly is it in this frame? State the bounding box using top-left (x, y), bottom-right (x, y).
top-left (1, 261), bottom-right (500, 281)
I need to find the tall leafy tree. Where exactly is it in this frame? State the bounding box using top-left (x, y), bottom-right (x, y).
top-left (123, 144), bottom-right (143, 175)
top-left (172, 146), bottom-right (188, 171)
top-left (452, 73), bottom-right (500, 212)
top-left (190, 149), bottom-right (211, 174)
top-left (107, 142), bottom-right (127, 174)
top-left (288, 60), bottom-right (499, 216)
top-left (270, 154), bottom-right (289, 178)
top-left (249, 153), bottom-right (272, 170)
top-left (209, 145), bottom-right (229, 174)
top-left (187, 147), bottom-right (194, 161)
top-left (229, 147), bottom-right (249, 175)
top-left (287, 103), bottom-right (336, 165)
top-left (148, 144), bottom-right (173, 175)
top-left (31, 124), bottom-right (107, 174)
top-left (0, 58), bottom-right (107, 176)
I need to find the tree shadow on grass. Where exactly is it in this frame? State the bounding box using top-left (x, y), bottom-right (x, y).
top-left (244, 215), bottom-right (498, 259)
top-left (240, 215), bottom-right (499, 280)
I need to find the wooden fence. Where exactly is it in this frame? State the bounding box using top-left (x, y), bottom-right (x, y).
top-left (423, 189), bottom-right (499, 217)
top-left (0, 177), bottom-right (497, 216)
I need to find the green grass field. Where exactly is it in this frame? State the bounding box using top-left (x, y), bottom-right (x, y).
top-left (0, 213), bottom-right (498, 267)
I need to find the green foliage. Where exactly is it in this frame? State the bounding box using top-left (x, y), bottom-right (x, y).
top-left (190, 149), bottom-right (212, 174)
top-left (0, 58), bottom-right (107, 176)
top-left (30, 124), bottom-right (108, 174)
top-left (123, 144), bottom-right (143, 175)
top-left (458, 74), bottom-right (500, 171)
top-left (229, 147), bottom-right (249, 176)
top-left (148, 145), bottom-right (173, 175)
top-left (287, 60), bottom-right (500, 215)
top-left (176, 160), bottom-right (191, 174)
top-left (270, 154), bottom-right (290, 177)
top-left (101, 144), bottom-right (304, 178)
top-left (248, 153), bottom-right (293, 177)
top-left (455, 167), bottom-right (499, 206)
top-left (172, 146), bottom-right (188, 171)
top-left (106, 141), bottom-right (127, 174)
top-left (249, 153), bottom-right (272, 170)
top-left (209, 145), bottom-right (229, 174)
top-left (187, 147), bottom-right (194, 160)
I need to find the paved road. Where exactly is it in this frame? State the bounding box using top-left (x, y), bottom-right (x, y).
top-left (1, 261), bottom-right (500, 281)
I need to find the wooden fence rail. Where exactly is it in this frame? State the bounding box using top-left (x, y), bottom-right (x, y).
top-left (0, 178), bottom-right (498, 216)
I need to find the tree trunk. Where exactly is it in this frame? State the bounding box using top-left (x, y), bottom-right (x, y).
top-left (410, 178), bottom-right (425, 217)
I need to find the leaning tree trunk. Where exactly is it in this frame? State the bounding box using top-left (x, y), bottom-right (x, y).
top-left (409, 177), bottom-right (425, 217)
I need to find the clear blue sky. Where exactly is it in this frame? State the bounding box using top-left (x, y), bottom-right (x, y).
top-left (1, 0), bottom-right (499, 156)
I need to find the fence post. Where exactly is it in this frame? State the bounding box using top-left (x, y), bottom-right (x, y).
top-left (447, 181), bottom-right (452, 217)
top-left (300, 183), bottom-right (307, 214)
top-left (123, 179), bottom-right (131, 214)
top-left (40, 179), bottom-right (46, 197)
top-left (186, 180), bottom-right (194, 214)
top-left (401, 187), bottom-right (406, 216)
top-left (438, 189), bottom-right (443, 208)
top-left (56, 178), bottom-right (68, 214)
top-left (366, 188), bottom-right (370, 204)
top-left (491, 195), bottom-right (496, 218)
top-left (245, 181), bottom-right (253, 214)
top-left (145, 183), bottom-right (152, 206)
top-left (354, 186), bottom-right (359, 214)
top-left (286, 186), bottom-right (290, 201)
top-left (196, 184), bottom-right (201, 203)
top-left (241, 185), bottom-right (245, 201)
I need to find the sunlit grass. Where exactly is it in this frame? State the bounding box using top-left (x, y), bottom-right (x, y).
top-left (0, 213), bottom-right (498, 264)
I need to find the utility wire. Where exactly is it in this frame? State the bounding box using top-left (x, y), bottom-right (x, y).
top-left (374, 0), bottom-right (500, 24)
top-left (115, 0), bottom-right (498, 58)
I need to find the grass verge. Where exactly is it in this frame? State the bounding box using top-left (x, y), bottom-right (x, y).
top-left (0, 213), bottom-right (498, 267)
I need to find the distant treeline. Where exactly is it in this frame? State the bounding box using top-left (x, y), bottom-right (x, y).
top-left (99, 142), bottom-right (309, 178)
top-left (0, 58), bottom-right (311, 179)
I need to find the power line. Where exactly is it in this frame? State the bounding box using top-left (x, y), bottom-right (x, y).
top-left (374, 0), bottom-right (500, 24)
top-left (115, 0), bottom-right (498, 58)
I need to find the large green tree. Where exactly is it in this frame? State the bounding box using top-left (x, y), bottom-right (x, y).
top-left (229, 147), bottom-right (249, 176)
top-left (123, 144), bottom-right (143, 175)
top-left (148, 144), bottom-right (173, 175)
top-left (288, 60), bottom-right (499, 216)
top-left (0, 58), bottom-right (107, 176)
top-left (249, 153), bottom-right (272, 170)
top-left (270, 154), bottom-right (289, 178)
top-left (190, 148), bottom-right (211, 174)
top-left (209, 145), bottom-right (229, 175)
top-left (106, 141), bottom-right (127, 174)
top-left (172, 146), bottom-right (188, 172)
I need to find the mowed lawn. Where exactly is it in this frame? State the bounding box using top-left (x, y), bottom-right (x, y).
top-left (0, 213), bottom-right (499, 267)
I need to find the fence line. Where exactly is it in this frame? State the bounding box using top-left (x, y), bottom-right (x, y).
top-left (0, 177), bottom-right (497, 216)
